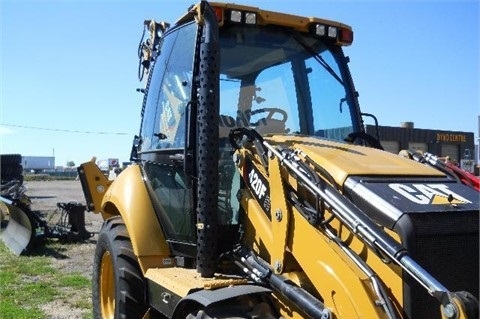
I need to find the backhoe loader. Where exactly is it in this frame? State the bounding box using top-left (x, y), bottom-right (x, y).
top-left (78, 2), bottom-right (479, 318)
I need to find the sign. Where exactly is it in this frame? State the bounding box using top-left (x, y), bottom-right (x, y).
top-left (108, 158), bottom-right (119, 167)
top-left (436, 133), bottom-right (467, 143)
top-left (389, 183), bottom-right (471, 205)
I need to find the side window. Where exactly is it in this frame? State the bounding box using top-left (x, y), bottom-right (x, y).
top-left (138, 48), bottom-right (167, 152)
top-left (144, 161), bottom-right (194, 242)
top-left (139, 23), bottom-right (195, 152)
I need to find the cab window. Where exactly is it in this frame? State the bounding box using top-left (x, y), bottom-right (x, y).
top-left (139, 23), bottom-right (195, 152)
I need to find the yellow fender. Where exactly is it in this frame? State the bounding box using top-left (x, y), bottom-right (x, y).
top-left (78, 161), bottom-right (171, 272)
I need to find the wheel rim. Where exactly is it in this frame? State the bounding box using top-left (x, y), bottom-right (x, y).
top-left (100, 251), bottom-right (115, 319)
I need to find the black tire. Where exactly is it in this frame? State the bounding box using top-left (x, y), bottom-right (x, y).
top-left (92, 216), bottom-right (147, 319)
top-left (0, 154), bottom-right (22, 166)
top-left (1, 154), bottom-right (23, 185)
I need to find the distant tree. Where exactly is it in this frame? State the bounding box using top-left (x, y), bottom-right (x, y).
top-left (66, 160), bottom-right (76, 168)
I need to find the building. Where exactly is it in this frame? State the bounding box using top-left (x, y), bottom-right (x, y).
top-left (477, 115), bottom-right (480, 165)
top-left (365, 122), bottom-right (475, 173)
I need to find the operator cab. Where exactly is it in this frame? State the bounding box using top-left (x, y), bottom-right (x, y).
top-left (133, 2), bottom-right (363, 262)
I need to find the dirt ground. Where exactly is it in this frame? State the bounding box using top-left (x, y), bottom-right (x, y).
top-left (24, 180), bottom-right (104, 277)
top-left (23, 180), bottom-right (104, 318)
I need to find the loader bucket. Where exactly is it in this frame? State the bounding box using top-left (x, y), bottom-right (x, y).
top-left (0, 201), bottom-right (33, 255)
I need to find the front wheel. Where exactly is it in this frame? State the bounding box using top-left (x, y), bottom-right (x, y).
top-left (92, 216), bottom-right (147, 319)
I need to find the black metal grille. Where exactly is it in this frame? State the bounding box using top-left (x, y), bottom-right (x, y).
top-left (400, 211), bottom-right (479, 319)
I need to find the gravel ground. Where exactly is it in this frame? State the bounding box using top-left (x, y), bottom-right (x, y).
top-left (24, 180), bottom-right (104, 278)
top-left (23, 180), bottom-right (105, 318)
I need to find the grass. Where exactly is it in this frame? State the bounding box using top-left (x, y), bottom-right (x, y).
top-left (58, 273), bottom-right (91, 288)
top-left (23, 174), bottom-right (77, 181)
top-left (0, 241), bottom-right (92, 319)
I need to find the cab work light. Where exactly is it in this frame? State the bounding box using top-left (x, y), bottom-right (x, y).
top-left (315, 24), bottom-right (326, 37)
top-left (230, 10), bottom-right (242, 23)
top-left (314, 24), bottom-right (337, 38)
top-left (227, 9), bottom-right (257, 24)
top-left (313, 23), bottom-right (353, 45)
top-left (245, 12), bottom-right (257, 24)
top-left (327, 26), bottom-right (338, 38)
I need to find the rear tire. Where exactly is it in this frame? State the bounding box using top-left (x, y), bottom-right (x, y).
top-left (92, 216), bottom-right (147, 319)
top-left (1, 154), bottom-right (23, 185)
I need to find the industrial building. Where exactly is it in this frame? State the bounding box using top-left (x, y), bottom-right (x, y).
top-left (365, 122), bottom-right (476, 173)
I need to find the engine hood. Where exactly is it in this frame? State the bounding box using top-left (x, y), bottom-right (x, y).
top-left (266, 135), bottom-right (444, 185)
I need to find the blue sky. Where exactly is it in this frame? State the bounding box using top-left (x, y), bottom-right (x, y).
top-left (1, 0), bottom-right (478, 167)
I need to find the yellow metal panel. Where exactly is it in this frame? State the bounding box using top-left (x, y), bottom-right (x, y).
top-left (288, 209), bottom-right (387, 318)
top-left (334, 219), bottom-right (403, 308)
top-left (102, 164), bottom-right (171, 272)
top-left (240, 190), bottom-right (273, 256)
top-left (208, 2), bottom-right (352, 32)
top-left (77, 160), bottom-right (112, 216)
top-left (145, 267), bottom-right (248, 298)
top-left (269, 135), bottom-right (444, 186)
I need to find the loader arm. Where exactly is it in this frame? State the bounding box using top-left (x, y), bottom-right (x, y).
top-left (230, 127), bottom-right (479, 319)
top-left (77, 160), bottom-right (113, 219)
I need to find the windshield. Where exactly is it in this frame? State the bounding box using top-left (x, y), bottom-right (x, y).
top-left (218, 25), bottom-right (358, 141)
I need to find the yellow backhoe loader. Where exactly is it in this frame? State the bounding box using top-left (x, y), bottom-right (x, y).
top-left (78, 2), bottom-right (479, 318)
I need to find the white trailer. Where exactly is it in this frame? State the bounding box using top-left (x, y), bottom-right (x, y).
top-left (22, 156), bottom-right (55, 172)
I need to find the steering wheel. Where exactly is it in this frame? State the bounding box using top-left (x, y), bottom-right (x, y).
top-left (344, 132), bottom-right (384, 150)
top-left (249, 107), bottom-right (288, 126)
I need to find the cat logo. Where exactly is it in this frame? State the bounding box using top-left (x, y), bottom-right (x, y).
top-left (389, 183), bottom-right (471, 205)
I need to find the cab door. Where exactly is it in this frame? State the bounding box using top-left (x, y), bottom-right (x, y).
top-left (137, 22), bottom-right (197, 258)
